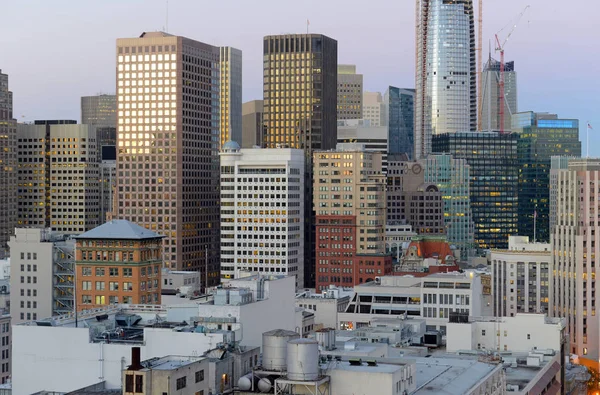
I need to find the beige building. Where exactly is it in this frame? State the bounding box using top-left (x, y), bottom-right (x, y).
top-left (0, 70), bottom-right (17, 259)
top-left (115, 32), bottom-right (220, 281)
top-left (491, 236), bottom-right (551, 317)
top-left (362, 91), bottom-right (386, 127)
top-left (219, 46), bottom-right (242, 147)
top-left (17, 120), bottom-right (99, 234)
top-left (337, 64), bottom-right (363, 120)
top-left (9, 228), bottom-right (75, 323)
top-left (550, 158), bottom-right (600, 365)
top-left (241, 100), bottom-right (263, 148)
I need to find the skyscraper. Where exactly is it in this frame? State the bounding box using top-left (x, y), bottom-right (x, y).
top-left (263, 33), bottom-right (338, 287)
top-left (17, 120), bottom-right (100, 235)
top-left (81, 94), bottom-right (117, 149)
top-left (219, 142), bottom-right (305, 287)
top-left (242, 100), bottom-right (263, 148)
top-left (415, 0), bottom-right (476, 160)
top-left (386, 87), bottom-right (415, 157)
top-left (337, 64), bottom-right (363, 120)
top-left (115, 32), bottom-right (220, 284)
top-left (422, 154), bottom-right (475, 259)
top-left (550, 158), bottom-right (600, 363)
top-left (313, 144), bottom-right (391, 291)
top-left (0, 70), bottom-right (17, 258)
top-left (481, 58), bottom-right (517, 132)
top-left (219, 47), bottom-right (242, 147)
top-left (513, 112), bottom-right (581, 242)
top-left (99, 145), bottom-right (116, 224)
top-left (433, 132), bottom-right (518, 250)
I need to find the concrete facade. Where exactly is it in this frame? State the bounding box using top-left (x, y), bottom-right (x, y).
top-left (337, 64), bottom-right (363, 120)
top-left (295, 286), bottom-right (352, 329)
top-left (241, 100), bottom-right (263, 148)
top-left (491, 236), bottom-right (551, 317)
top-left (336, 120), bottom-right (388, 171)
top-left (115, 32), bottom-right (220, 279)
top-left (17, 121), bottom-right (100, 234)
top-left (362, 91), bottom-right (386, 127)
top-left (9, 228), bottom-right (75, 323)
top-left (219, 144), bottom-right (305, 287)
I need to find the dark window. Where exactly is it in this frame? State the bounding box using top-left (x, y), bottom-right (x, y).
top-left (125, 374), bottom-right (134, 392)
top-left (176, 376), bottom-right (186, 390)
top-left (135, 375), bottom-right (143, 392)
top-left (195, 370), bottom-right (204, 383)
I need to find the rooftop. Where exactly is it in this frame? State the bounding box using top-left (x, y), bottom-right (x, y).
top-left (323, 359), bottom-right (406, 374)
top-left (75, 220), bottom-right (164, 240)
top-left (139, 355), bottom-right (205, 371)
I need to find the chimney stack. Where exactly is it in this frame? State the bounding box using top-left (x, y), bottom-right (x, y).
top-left (128, 347), bottom-right (142, 371)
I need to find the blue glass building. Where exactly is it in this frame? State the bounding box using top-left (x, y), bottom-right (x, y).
top-left (386, 87), bottom-right (415, 158)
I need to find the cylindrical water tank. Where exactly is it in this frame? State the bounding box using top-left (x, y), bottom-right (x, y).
top-left (238, 373), bottom-right (260, 391)
top-left (286, 338), bottom-right (319, 381)
top-left (262, 329), bottom-right (300, 371)
top-left (257, 375), bottom-right (278, 393)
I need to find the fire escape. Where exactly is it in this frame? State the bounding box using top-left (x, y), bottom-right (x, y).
top-left (53, 243), bottom-right (74, 315)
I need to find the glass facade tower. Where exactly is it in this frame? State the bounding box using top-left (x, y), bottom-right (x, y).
top-left (386, 87), bottom-right (415, 157)
top-left (513, 112), bottom-right (581, 242)
top-left (422, 154), bottom-right (475, 259)
top-left (0, 70), bottom-right (17, 258)
top-left (415, 0), bottom-right (476, 160)
top-left (433, 132), bottom-right (518, 250)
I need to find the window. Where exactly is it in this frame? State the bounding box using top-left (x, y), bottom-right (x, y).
top-left (195, 370), bottom-right (204, 383)
top-left (96, 268), bottom-right (105, 276)
top-left (125, 374), bottom-right (134, 392)
top-left (109, 282), bottom-right (119, 291)
top-left (124, 282), bottom-right (133, 291)
top-left (95, 281), bottom-right (105, 291)
top-left (176, 376), bottom-right (186, 390)
top-left (109, 268), bottom-right (119, 277)
top-left (527, 334), bottom-right (531, 339)
top-left (481, 330), bottom-right (486, 336)
top-left (123, 296), bottom-right (133, 304)
top-left (82, 281), bottom-right (92, 290)
top-left (82, 295), bottom-right (92, 304)
top-left (82, 267), bottom-right (92, 276)
top-left (109, 296), bottom-right (119, 304)
top-left (123, 268), bottom-right (132, 277)
top-left (135, 375), bottom-right (143, 392)
top-left (95, 295), bottom-right (106, 305)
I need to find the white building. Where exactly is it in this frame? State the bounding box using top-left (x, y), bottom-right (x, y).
top-left (17, 121), bottom-right (99, 234)
top-left (446, 313), bottom-right (566, 353)
top-left (550, 158), bottom-right (600, 362)
top-left (295, 285), bottom-right (353, 330)
top-left (161, 269), bottom-right (201, 296)
top-left (8, 228), bottom-right (75, 323)
top-left (491, 236), bottom-right (551, 317)
top-left (219, 143), bottom-right (305, 287)
top-left (338, 272), bottom-right (492, 333)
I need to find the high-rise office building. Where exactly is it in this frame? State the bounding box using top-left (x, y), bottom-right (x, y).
top-left (74, 220), bottom-right (163, 311)
top-left (219, 47), bottom-right (242, 147)
top-left (9, 228), bottom-right (75, 324)
top-left (415, 0), bottom-right (476, 159)
top-left (481, 58), bottom-right (517, 132)
top-left (337, 64), bottom-right (363, 120)
top-left (386, 87), bottom-right (415, 157)
top-left (242, 100), bottom-right (263, 148)
top-left (422, 154), bottom-right (475, 259)
top-left (550, 158), bottom-right (600, 362)
top-left (362, 92), bottom-right (386, 127)
top-left (100, 145), bottom-right (116, 223)
top-left (337, 119), bottom-right (388, 171)
top-left (17, 120), bottom-right (99, 235)
top-left (115, 32), bottom-right (220, 283)
top-left (219, 142), bottom-right (305, 287)
top-left (81, 94), bottom-right (117, 150)
top-left (433, 132), bottom-right (519, 250)
top-left (263, 33), bottom-right (338, 288)
top-left (386, 154), bottom-right (445, 235)
top-left (513, 112), bottom-right (581, 242)
top-left (0, 70), bottom-right (17, 258)
top-left (314, 144), bottom-right (392, 291)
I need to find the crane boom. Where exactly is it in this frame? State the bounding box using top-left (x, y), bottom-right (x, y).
top-left (494, 5), bottom-right (530, 134)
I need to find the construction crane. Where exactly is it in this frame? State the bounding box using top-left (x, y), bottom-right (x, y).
top-left (495, 5), bottom-right (530, 134)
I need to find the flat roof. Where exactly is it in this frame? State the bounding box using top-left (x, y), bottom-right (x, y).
top-left (412, 357), bottom-right (499, 395)
top-left (144, 356), bottom-right (204, 371)
top-left (326, 360), bottom-right (404, 374)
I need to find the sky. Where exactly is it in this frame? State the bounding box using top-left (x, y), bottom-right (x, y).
top-left (1, 0), bottom-right (598, 155)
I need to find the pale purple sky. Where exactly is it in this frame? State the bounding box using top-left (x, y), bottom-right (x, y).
top-left (1, 0), bottom-right (598, 154)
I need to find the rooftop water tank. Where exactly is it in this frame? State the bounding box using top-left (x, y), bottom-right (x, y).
top-left (262, 329), bottom-right (300, 371)
top-left (286, 338), bottom-right (319, 381)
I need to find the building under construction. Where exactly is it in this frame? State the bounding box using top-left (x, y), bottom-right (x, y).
top-left (481, 57), bottom-right (518, 132)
